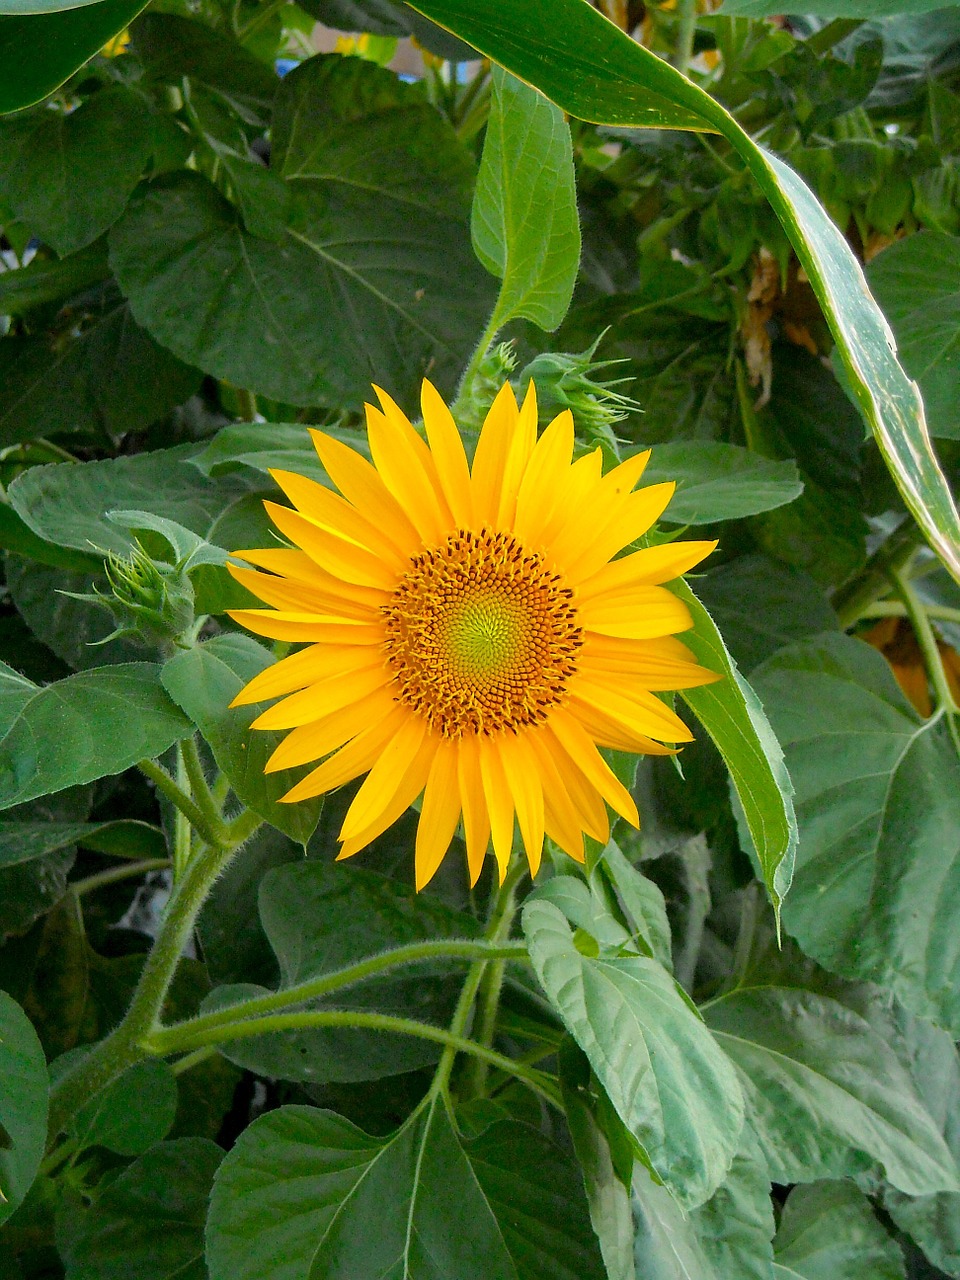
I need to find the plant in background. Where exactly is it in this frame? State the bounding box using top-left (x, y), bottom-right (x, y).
top-left (0, 1), bottom-right (959, 1279)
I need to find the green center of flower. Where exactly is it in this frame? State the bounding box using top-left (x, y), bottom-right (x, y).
top-left (382, 528), bottom-right (583, 738)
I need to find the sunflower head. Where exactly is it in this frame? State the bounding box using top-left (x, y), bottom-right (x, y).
top-left (228, 380), bottom-right (720, 889)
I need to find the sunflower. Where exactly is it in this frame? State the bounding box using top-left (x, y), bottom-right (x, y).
top-left (228, 381), bottom-right (719, 888)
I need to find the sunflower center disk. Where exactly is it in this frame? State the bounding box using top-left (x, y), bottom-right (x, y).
top-left (382, 529), bottom-right (583, 738)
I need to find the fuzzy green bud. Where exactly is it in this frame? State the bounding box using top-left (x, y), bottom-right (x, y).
top-left (68, 542), bottom-right (196, 653)
top-left (516, 335), bottom-right (640, 458)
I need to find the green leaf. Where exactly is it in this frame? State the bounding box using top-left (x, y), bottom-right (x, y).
top-left (0, 237), bottom-right (110, 315)
top-left (522, 878), bottom-right (744, 1209)
top-left (632, 1132), bottom-right (776, 1280)
top-left (0, 0), bottom-right (148, 116)
top-left (704, 986), bottom-right (959, 1195)
top-left (161, 635), bottom-right (322, 846)
top-left (693, 555), bottom-right (839, 674)
top-left (0, 818), bottom-right (165, 870)
top-left (643, 443), bottom-right (803, 525)
top-left (866, 230), bottom-right (960, 441)
top-left (0, 991), bottom-right (47, 1228)
top-left (720, 0), bottom-right (955, 18)
top-left (201, 857), bottom-right (479, 1083)
top-left (131, 12), bottom-right (279, 115)
top-left (0, 662), bottom-right (191, 810)
top-left (59, 1137), bottom-right (223, 1280)
top-left (592, 839), bottom-right (673, 969)
top-left (472, 66), bottom-right (580, 333)
top-left (69, 1059), bottom-right (178, 1157)
top-left (206, 1100), bottom-right (603, 1280)
top-left (7, 444), bottom-right (257, 559)
top-left (406, 0), bottom-right (960, 585)
top-left (0, 87), bottom-right (152, 255)
top-left (109, 56), bottom-right (495, 410)
top-left (750, 632), bottom-right (960, 1031)
top-left (773, 1182), bottom-right (905, 1280)
top-left (191, 422), bottom-right (368, 484)
top-left (0, 789), bottom-right (89, 937)
top-left (0, 508), bottom-right (102, 574)
top-left (0, 0), bottom-right (110, 12)
top-left (883, 1009), bottom-right (960, 1276)
top-left (0, 292), bottom-right (202, 447)
top-left (675, 579), bottom-right (797, 914)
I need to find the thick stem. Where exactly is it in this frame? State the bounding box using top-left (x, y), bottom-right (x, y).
top-left (71, 858), bottom-right (171, 898)
top-left (833, 520), bottom-right (923, 628)
top-left (46, 836), bottom-right (244, 1142)
top-left (138, 757), bottom-right (226, 850)
top-left (890, 561), bottom-right (960, 755)
top-left (180, 735), bottom-right (226, 841)
top-left (142, 1008), bottom-right (559, 1110)
top-left (146, 939), bottom-right (529, 1052)
top-left (673, 0), bottom-right (698, 76)
top-left (431, 864), bottom-right (524, 1102)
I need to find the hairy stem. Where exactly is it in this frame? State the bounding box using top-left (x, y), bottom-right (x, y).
top-left (146, 939), bottom-right (530, 1053)
top-left (143, 1008), bottom-right (560, 1110)
top-left (70, 858), bottom-right (171, 898)
top-left (46, 824), bottom-right (256, 1143)
top-left (138, 756), bottom-right (226, 851)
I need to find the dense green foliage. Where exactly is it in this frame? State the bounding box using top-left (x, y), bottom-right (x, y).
top-left (1, 0), bottom-right (960, 1276)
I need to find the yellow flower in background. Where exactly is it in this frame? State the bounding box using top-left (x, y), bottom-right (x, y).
top-left (229, 382), bottom-right (719, 888)
top-left (100, 30), bottom-right (131, 57)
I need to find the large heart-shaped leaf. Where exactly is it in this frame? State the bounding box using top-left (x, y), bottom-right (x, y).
top-left (705, 985), bottom-right (958, 1195)
top-left (523, 878), bottom-right (744, 1209)
top-left (0, 991), bottom-right (47, 1228)
top-left (109, 55), bottom-right (495, 410)
top-left (645, 442), bottom-right (803, 525)
top-left (206, 1101), bottom-right (603, 1280)
top-left (0, 662), bottom-right (192, 809)
top-left (750, 631), bottom-right (960, 1032)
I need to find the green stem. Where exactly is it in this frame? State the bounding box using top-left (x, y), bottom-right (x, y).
top-left (833, 520), bottom-right (923, 628)
top-left (861, 600), bottom-right (960, 627)
top-left (432, 864), bottom-right (524, 1103)
top-left (889, 561), bottom-right (960, 754)
top-left (145, 940), bottom-right (529, 1052)
top-left (806, 17), bottom-right (863, 55)
top-left (171, 1046), bottom-right (217, 1076)
top-left (180, 735), bottom-right (226, 838)
top-left (173, 744), bottom-right (192, 878)
top-left (138, 757), bottom-right (226, 851)
top-left (234, 386), bottom-right (259, 421)
top-left (453, 305), bottom-right (506, 415)
top-left (237, 0), bottom-right (285, 41)
top-left (143, 1009), bottom-right (559, 1110)
top-left (71, 858), bottom-right (171, 898)
top-left (46, 834), bottom-right (248, 1143)
top-left (673, 0), bottom-right (698, 76)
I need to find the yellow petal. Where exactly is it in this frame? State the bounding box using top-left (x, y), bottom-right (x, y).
top-left (265, 688), bottom-right (397, 772)
top-left (526, 728), bottom-right (587, 859)
top-left (512, 410), bottom-right (575, 546)
top-left (268, 469), bottom-right (409, 568)
top-left (569, 676), bottom-right (694, 744)
top-left (367, 394), bottom-right (449, 543)
top-left (478, 734), bottom-right (515, 882)
top-left (457, 734), bottom-right (491, 887)
top-left (539, 727), bottom-right (610, 843)
top-left (279, 706), bottom-right (408, 803)
top-left (556, 483), bottom-right (677, 584)
top-left (536, 448), bottom-right (604, 550)
top-left (547, 709), bottom-right (640, 828)
top-left (579, 641), bottom-right (721, 691)
top-left (471, 382), bottom-right (520, 526)
top-left (567, 696), bottom-right (678, 755)
top-left (421, 379), bottom-right (474, 526)
top-left (336, 735), bottom-right (438, 861)
top-left (231, 641), bottom-right (377, 708)
top-left (579, 586), bottom-right (693, 640)
top-left (578, 541), bottom-right (717, 601)
top-left (266, 502), bottom-right (399, 591)
top-left (415, 742), bottom-right (462, 890)
top-left (252, 659), bottom-right (389, 730)
top-left (498, 732), bottom-right (545, 877)
top-left (338, 714), bottom-right (429, 840)
top-left (226, 611), bottom-right (379, 643)
top-left (494, 380), bottom-right (539, 529)
top-left (228, 562), bottom-right (387, 618)
top-left (309, 429), bottom-right (421, 552)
